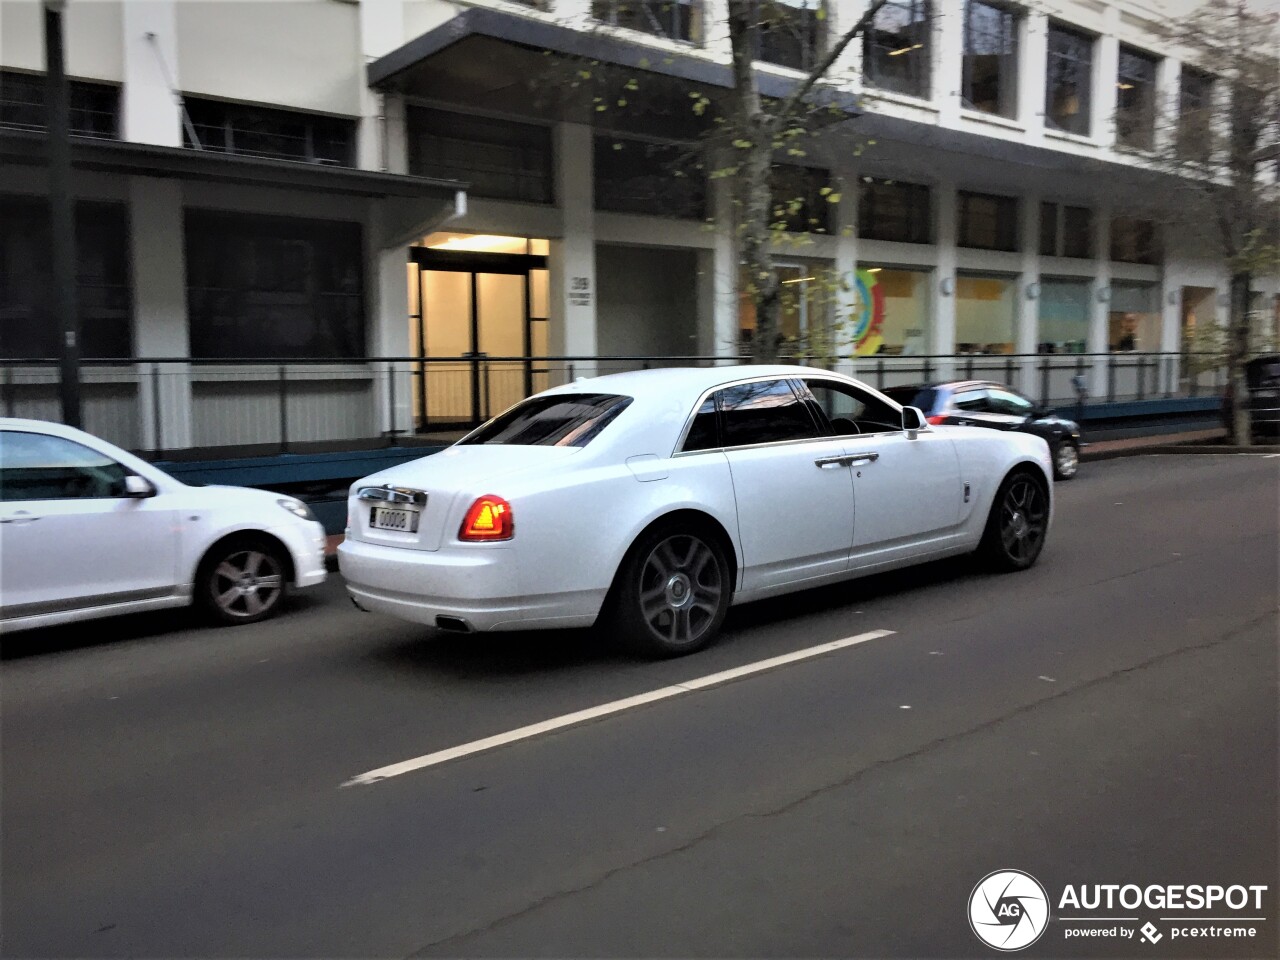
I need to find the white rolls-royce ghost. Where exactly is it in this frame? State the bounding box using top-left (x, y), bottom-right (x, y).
top-left (339, 365), bottom-right (1054, 657)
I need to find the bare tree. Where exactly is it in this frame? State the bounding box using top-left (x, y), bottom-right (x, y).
top-left (1145, 0), bottom-right (1280, 443)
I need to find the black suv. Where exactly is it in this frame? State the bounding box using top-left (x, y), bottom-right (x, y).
top-left (884, 381), bottom-right (1083, 480)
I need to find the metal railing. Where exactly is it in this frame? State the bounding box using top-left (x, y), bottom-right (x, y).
top-left (0, 351), bottom-right (1226, 456)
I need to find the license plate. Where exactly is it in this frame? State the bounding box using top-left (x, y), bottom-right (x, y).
top-left (370, 506), bottom-right (420, 533)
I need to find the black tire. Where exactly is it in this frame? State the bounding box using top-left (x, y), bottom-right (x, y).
top-left (604, 520), bottom-right (732, 658)
top-left (195, 535), bottom-right (289, 626)
top-left (979, 469), bottom-right (1050, 572)
top-left (1052, 439), bottom-right (1080, 480)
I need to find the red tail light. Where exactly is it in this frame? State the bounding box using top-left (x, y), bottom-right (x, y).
top-left (927, 414), bottom-right (948, 425)
top-left (459, 495), bottom-right (514, 542)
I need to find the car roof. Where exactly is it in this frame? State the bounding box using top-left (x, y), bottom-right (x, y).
top-left (541, 364), bottom-right (856, 401)
top-left (0, 417), bottom-right (83, 436)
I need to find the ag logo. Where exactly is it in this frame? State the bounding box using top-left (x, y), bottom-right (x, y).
top-left (969, 869), bottom-right (1050, 951)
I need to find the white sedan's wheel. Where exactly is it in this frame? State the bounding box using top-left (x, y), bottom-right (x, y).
top-left (980, 471), bottom-right (1050, 571)
top-left (608, 523), bottom-right (731, 658)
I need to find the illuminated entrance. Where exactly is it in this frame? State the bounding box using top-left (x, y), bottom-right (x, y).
top-left (408, 233), bottom-right (550, 428)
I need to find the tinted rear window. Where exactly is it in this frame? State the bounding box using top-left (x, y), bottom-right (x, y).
top-left (460, 393), bottom-right (633, 447)
top-left (882, 386), bottom-right (937, 411)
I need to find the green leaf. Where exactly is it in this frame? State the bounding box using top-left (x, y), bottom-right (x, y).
top-left (825, 192), bottom-right (842, 203)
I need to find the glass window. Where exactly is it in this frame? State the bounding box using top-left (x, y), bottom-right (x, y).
top-left (594, 136), bottom-right (706, 219)
top-left (1178, 67), bottom-right (1214, 162)
top-left (858, 178), bottom-right (931, 244)
top-left (758, 1), bottom-right (825, 72)
top-left (956, 273), bottom-right (1016, 354)
top-left (1109, 282), bottom-right (1159, 352)
top-left (0, 70), bottom-right (120, 139)
top-left (1040, 203), bottom-right (1092, 258)
top-left (185, 210), bottom-right (365, 359)
top-left (1116, 46), bottom-right (1159, 150)
top-left (1110, 217), bottom-right (1159, 264)
top-left (0, 195), bottom-right (132, 359)
top-left (771, 165), bottom-right (834, 234)
top-left (715, 379), bottom-right (819, 447)
top-left (681, 396), bottom-right (720, 452)
top-left (882, 385), bottom-right (937, 411)
top-left (460, 393), bottom-right (633, 447)
top-left (407, 106), bottom-right (553, 204)
top-left (863, 0), bottom-right (932, 99)
top-left (0, 431), bottom-right (130, 501)
top-left (803, 379), bottom-right (903, 435)
top-left (1039, 202), bottom-right (1059, 257)
top-left (1038, 279), bottom-right (1090, 353)
top-left (182, 97), bottom-right (355, 166)
top-left (962, 0), bottom-right (1019, 118)
top-left (952, 389), bottom-right (989, 412)
top-left (590, 1), bottom-right (703, 44)
top-left (958, 191), bottom-right (1019, 251)
top-left (856, 267), bottom-right (931, 356)
top-left (737, 263), bottom-right (826, 353)
top-left (1045, 23), bottom-right (1093, 136)
top-left (986, 387), bottom-right (1034, 416)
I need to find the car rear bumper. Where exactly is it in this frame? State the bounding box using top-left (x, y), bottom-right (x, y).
top-left (336, 538), bottom-right (602, 632)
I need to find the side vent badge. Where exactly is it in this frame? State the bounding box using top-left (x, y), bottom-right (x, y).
top-left (963, 482), bottom-right (971, 503)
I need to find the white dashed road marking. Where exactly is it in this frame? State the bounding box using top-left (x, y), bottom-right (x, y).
top-left (342, 629), bottom-right (896, 787)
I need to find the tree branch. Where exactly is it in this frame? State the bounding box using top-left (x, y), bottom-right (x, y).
top-left (774, 0), bottom-right (891, 125)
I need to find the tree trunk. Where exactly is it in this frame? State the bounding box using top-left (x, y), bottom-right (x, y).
top-left (1228, 270), bottom-right (1253, 446)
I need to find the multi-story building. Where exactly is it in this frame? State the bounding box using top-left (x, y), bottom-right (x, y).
top-left (1, 0), bottom-right (1276, 453)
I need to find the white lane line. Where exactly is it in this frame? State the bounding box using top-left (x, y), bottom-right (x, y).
top-left (341, 629), bottom-right (896, 787)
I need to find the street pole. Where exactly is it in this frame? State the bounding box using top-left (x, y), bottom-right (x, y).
top-left (45, 0), bottom-right (81, 427)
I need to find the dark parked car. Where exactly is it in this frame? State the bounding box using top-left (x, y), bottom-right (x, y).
top-left (1222, 355), bottom-right (1280, 439)
top-left (884, 381), bottom-right (1082, 480)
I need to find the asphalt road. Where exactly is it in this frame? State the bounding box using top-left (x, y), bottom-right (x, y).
top-left (2, 455), bottom-right (1276, 959)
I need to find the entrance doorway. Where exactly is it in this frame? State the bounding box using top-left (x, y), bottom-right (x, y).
top-left (408, 234), bottom-right (549, 428)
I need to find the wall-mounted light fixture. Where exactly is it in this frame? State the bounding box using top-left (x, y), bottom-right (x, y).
top-left (1097, 286), bottom-right (1111, 303)
top-left (1026, 282), bottom-right (1041, 300)
top-left (940, 276), bottom-right (955, 296)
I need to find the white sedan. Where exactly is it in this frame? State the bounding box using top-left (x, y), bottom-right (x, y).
top-left (0, 418), bottom-right (327, 634)
top-left (339, 365), bottom-right (1053, 657)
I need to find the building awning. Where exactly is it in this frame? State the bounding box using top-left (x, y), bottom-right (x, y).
top-left (0, 128), bottom-right (468, 201)
top-left (366, 6), bottom-right (860, 130)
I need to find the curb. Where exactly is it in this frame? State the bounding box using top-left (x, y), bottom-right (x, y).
top-left (1083, 443), bottom-right (1280, 461)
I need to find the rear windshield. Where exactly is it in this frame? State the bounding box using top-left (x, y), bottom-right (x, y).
top-left (882, 386), bottom-right (936, 411)
top-left (458, 393), bottom-right (633, 447)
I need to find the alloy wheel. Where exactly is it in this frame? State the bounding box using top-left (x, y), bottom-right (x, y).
top-left (637, 534), bottom-right (723, 647)
top-left (1056, 442), bottom-right (1079, 478)
top-left (210, 549), bottom-right (285, 619)
top-left (999, 477), bottom-right (1048, 564)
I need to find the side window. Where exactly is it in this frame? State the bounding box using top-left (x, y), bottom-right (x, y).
top-left (952, 389), bottom-right (989, 412)
top-left (986, 388), bottom-right (1035, 417)
top-left (804, 379), bottom-right (902, 435)
top-left (681, 396), bottom-right (720, 452)
top-left (716, 379), bottom-right (820, 448)
top-left (0, 431), bottom-right (130, 501)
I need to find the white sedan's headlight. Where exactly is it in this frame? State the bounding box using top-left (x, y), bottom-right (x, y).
top-left (277, 498), bottom-right (317, 523)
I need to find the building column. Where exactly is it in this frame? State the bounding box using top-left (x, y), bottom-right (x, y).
top-left (934, 2), bottom-right (965, 126)
top-left (1159, 267), bottom-right (1182, 394)
top-left (1089, 206), bottom-right (1113, 398)
top-left (368, 198), bottom-right (414, 438)
top-left (698, 161), bottom-right (738, 358)
top-left (1019, 12), bottom-right (1048, 146)
top-left (129, 178), bottom-right (192, 452)
top-left (121, 1), bottom-right (181, 146)
top-left (1018, 194), bottom-right (1041, 393)
top-left (933, 180), bottom-right (958, 379)
top-left (550, 122), bottom-right (597, 381)
top-left (1093, 25), bottom-right (1120, 145)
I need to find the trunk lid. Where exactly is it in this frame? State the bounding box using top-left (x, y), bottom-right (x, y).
top-left (347, 445), bottom-right (581, 551)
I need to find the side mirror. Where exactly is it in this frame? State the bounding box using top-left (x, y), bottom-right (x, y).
top-left (902, 406), bottom-right (927, 440)
top-left (123, 474), bottom-right (157, 498)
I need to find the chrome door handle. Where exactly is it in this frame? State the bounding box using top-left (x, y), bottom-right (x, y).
top-left (814, 457), bottom-right (847, 469)
top-left (847, 452), bottom-right (880, 464)
top-left (0, 512), bottom-right (39, 524)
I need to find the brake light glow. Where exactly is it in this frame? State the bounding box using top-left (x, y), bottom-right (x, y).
top-left (459, 495), bottom-right (514, 541)
top-left (927, 414), bottom-right (948, 425)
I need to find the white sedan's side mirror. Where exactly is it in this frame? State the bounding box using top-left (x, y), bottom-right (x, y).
top-left (123, 474), bottom-right (157, 498)
top-left (902, 406), bottom-right (927, 440)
